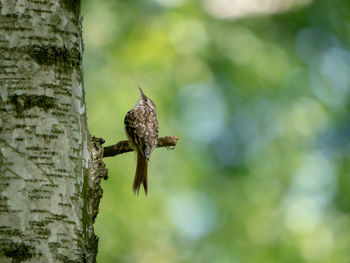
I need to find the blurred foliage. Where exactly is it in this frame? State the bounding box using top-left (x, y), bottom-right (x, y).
top-left (82, 0), bottom-right (350, 262)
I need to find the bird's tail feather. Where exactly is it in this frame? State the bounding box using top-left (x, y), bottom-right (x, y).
top-left (133, 151), bottom-right (148, 195)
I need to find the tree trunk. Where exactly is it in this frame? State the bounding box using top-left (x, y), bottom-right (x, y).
top-left (0, 1), bottom-right (104, 262)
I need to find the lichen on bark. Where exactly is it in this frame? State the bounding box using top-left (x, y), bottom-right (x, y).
top-left (9, 94), bottom-right (56, 115)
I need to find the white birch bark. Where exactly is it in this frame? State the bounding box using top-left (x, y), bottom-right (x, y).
top-left (0, 1), bottom-right (99, 262)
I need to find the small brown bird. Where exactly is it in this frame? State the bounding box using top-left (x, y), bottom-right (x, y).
top-left (124, 87), bottom-right (159, 195)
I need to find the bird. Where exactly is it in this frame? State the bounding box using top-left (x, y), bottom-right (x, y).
top-left (124, 87), bottom-right (159, 195)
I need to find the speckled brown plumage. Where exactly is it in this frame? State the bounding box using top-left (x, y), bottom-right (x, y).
top-left (124, 87), bottom-right (159, 195)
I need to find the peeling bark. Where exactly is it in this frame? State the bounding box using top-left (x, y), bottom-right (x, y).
top-left (84, 136), bottom-right (108, 262)
top-left (0, 1), bottom-right (102, 262)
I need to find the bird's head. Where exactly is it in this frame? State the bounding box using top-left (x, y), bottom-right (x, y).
top-left (137, 87), bottom-right (157, 112)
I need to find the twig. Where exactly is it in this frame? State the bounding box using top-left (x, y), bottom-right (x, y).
top-left (103, 136), bottom-right (179, 158)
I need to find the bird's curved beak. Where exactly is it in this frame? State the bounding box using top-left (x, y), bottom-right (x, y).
top-left (138, 86), bottom-right (145, 97)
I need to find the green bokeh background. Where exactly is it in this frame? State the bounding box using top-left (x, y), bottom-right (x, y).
top-left (82, 0), bottom-right (350, 262)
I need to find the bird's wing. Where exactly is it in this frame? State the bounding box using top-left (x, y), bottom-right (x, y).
top-left (124, 107), bottom-right (146, 154)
